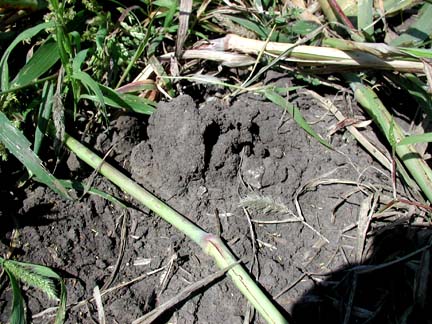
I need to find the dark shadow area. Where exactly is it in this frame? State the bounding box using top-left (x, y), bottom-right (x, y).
top-left (290, 224), bottom-right (432, 323)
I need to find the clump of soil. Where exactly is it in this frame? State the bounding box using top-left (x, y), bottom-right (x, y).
top-left (1, 90), bottom-right (431, 323)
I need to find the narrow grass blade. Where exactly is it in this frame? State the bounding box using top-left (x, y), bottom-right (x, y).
top-left (102, 84), bottom-right (156, 114)
top-left (25, 263), bottom-right (66, 324)
top-left (116, 80), bottom-right (156, 94)
top-left (72, 71), bottom-right (105, 109)
top-left (60, 179), bottom-right (128, 208)
top-left (60, 132), bottom-right (290, 324)
top-left (81, 93), bottom-right (155, 115)
top-left (121, 94), bottom-right (156, 114)
top-left (2, 259), bottom-right (66, 324)
top-left (72, 49), bottom-right (90, 73)
top-left (346, 73), bottom-right (432, 203)
top-left (0, 111), bottom-right (70, 199)
top-left (11, 40), bottom-right (60, 88)
top-left (148, 56), bottom-right (175, 97)
top-left (399, 47), bottom-right (432, 59)
top-left (3, 268), bottom-right (25, 324)
top-left (0, 21), bottom-right (54, 91)
top-left (397, 133), bottom-right (432, 146)
top-left (263, 89), bottom-right (331, 148)
top-left (34, 81), bottom-right (54, 155)
top-left (385, 73), bottom-right (432, 117)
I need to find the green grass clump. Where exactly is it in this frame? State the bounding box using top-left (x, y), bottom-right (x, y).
top-left (0, 257), bottom-right (66, 324)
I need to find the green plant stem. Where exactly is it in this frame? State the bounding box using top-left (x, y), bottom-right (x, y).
top-left (0, 0), bottom-right (47, 10)
top-left (62, 132), bottom-right (289, 324)
top-left (345, 73), bottom-right (432, 203)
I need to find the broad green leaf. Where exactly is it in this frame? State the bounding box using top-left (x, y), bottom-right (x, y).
top-left (291, 21), bottom-right (320, 36)
top-left (226, 15), bottom-right (268, 39)
top-left (163, 0), bottom-right (177, 28)
top-left (389, 117), bottom-right (397, 148)
top-left (0, 111), bottom-right (71, 199)
top-left (358, 0), bottom-right (373, 37)
top-left (153, 0), bottom-right (175, 8)
top-left (122, 94), bottom-right (156, 114)
top-left (3, 268), bottom-right (25, 324)
top-left (398, 133), bottom-right (432, 146)
top-left (0, 21), bottom-right (55, 91)
top-left (384, 0), bottom-right (421, 15)
top-left (263, 89), bottom-right (331, 148)
top-left (390, 3), bottom-right (432, 47)
top-left (11, 40), bottom-right (59, 88)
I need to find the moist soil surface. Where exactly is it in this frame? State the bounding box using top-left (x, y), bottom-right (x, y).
top-left (1, 83), bottom-right (431, 323)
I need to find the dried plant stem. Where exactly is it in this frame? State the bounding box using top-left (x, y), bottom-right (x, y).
top-left (206, 34), bottom-right (424, 73)
top-left (61, 132), bottom-right (289, 324)
top-left (346, 73), bottom-right (432, 203)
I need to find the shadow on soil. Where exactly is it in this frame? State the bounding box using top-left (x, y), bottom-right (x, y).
top-left (290, 224), bottom-right (432, 324)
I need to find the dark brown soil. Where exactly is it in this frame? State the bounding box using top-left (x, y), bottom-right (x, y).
top-left (1, 84), bottom-right (431, 323)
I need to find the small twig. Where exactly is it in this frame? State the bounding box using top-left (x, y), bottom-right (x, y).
top-left (32, 266), bottom-right (167, 319)
top-left (176, 0), bottom-right (192, 58)
top-left (242, 207), bottom-right (259, 276)
top-left (132, 261), bottom-right (241, 324)
top-left (158, 253), bottom-right (178, 298)
top-left (274, 273), bottom-right (307, 300)
top-left (343, 273), bottom-right (357, 324)
top-left (101, 210), bottom-right (128, 291)
top-left (355, 194), bottom-right (378, 263)
top-left (352, 240), bottom-right (432, 274)
top-left (328, 0), bottom-right (356, 30)
top-left (93, 286), bottom-right (106, 324)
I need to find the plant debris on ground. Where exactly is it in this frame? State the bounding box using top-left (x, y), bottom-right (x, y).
top-left (0, 0), bottom-right (432, 323)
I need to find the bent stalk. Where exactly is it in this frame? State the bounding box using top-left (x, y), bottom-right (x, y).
top-left (62, 132), bottom-right (289, 324)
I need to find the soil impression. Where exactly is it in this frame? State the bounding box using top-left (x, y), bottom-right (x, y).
top-left (2, 90), bottom-right (428, 323)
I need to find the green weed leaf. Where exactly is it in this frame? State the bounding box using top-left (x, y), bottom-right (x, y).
top-left (1, 258), bottom-right (67, 324)
top-left (0, 21), bottom-right (55, 91)
top-left (60, 179), bottom-right (128, 208)
top-left (72, 49), bottom-right (90, 73)
top-left (0, 111), bottom-right (71, 199)
top-left (226, 15), bottom-right (268, 39)
top-left (81, 83), bottom-right (155, 115)
top-left (73, 70), bottom-right (105, 108)
top-left (34, 81), bottom-right (55, 155)
top-left (3, 267), bottom-right (25, 324)
top-left (12, 40), bottom-right (60, 88)
top-left (263, 89), bottom-right (331, 149)
top-left (390, 3), bottom-right (432, 47)
top-left (398, 133), bottom-right (432, 146)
